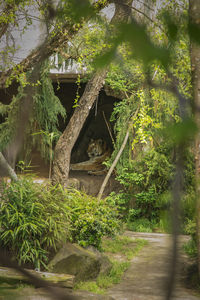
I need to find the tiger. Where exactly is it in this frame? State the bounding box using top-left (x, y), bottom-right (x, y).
top-left (70, 139), bottom-right (111, 175)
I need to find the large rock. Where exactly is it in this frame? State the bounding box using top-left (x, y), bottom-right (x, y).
top-left (48, 242), bottom-right (112, 282)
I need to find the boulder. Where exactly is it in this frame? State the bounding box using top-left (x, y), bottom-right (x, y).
top-left (48, 242), bottom-right (112, 282)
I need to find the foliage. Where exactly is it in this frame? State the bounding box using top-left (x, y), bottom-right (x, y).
top-left (107, 146), bottom-right (174, 227)
top-left (25, 61), bottom-right (66, 162)
top-left (0, 178), bottom-right (120, 269)
top-left (0, 92), bottom-right (22, 152)
top-left (0, 0), bottom-right (197, 256)
top-left (0, 178), bottom-right (71, 270)
top-left (101, 0), bottom-right (195, 234)
top-left (126, 218), bottom-right (156, 233)
top-left (75, 260), bottom-right (130, 295)
top-left (0, 61), bottom-right (66, 163)
top-left (183, 237), bottom-right (198, 259)
top-left (65, 189), bottom-right (120, 249)
top-left (183, 218), bottom-right (197, 258)
top-left (0, 0), bottom-right (53, 76)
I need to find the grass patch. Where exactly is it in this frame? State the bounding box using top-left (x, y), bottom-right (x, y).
top-left (75, 260), bottom-right (130, 294)
top-left (102, 235), bottom-right (148, 260)
top-left (74, 235), bottom-right (148, 294)
top-left (75, 281), bottom-right (106, 295)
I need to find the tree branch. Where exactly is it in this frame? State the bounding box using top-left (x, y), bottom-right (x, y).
top-left (0, 0), bottom-right (109, 88)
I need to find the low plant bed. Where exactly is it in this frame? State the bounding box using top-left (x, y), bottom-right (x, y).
top-left (74, 235), bottom-right (148, 295)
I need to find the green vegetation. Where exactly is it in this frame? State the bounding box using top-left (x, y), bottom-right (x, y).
top-left (90, 0), bottom-right (194, 236)
top-left (75, 235), bottom-right (147, 294)
top-left (75, 261), bottom-right (130, 294)
top-left (102, 235), bottom-right (148, 260)
top-left (0, 62), bottom-right (66, 165)
top-left (0, 177), bottom-right (120, 269)
top-left (0, 0), bottom-right (199, 285)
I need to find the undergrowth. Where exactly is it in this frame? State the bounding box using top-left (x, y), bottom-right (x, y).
top-left (102, 235), bottom-right (148, 260)
top-left (0, 177), bottom-right (120, 270)
top-left (74, 235), bottom-right (147, 294)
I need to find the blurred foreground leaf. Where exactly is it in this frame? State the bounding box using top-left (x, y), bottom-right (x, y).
top-left (164, 118), bottom-right (198, 144)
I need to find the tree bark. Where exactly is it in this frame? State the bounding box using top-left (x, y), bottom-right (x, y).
top-left (98, 127), bottom-right (129, 200)
top-left (52, 0), bottom-right (133, 186)
top-left (189, 0), bottom-right (200, 279)
top-left (51, 69), bottom-right (107, 186)
top-left (0, 152), bottom-right (18, 181)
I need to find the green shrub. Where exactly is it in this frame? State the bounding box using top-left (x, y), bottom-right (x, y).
top-left (0, 178), bottom-right (71, 270)
top-left (126, 218), bottom-right (155, 233)
top-left (183, 238), bottom-right (198, 258)
top-left (183, 218), bottom-right (197, 258)
top-left (64, 189), bottom-right (120, 249)
top-left (0, 178), bottom-right (120, 269)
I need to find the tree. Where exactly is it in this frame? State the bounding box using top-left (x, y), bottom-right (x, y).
top-left (189, 0), bottom-right (200, 279)
top-left (0, 0), bottom-right (109, 170)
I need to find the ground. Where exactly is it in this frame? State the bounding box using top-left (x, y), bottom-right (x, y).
top-left (0, 232), bottom-right (199, 299)
top-left (107, 232), bottom-right (200, 300)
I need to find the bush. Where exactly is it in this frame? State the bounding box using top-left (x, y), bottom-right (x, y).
top-left (106, 149), bottom-right (173, 228)
top-left (0, 178), bottom-right (120, 269)
top-left (126, 218), bottom-right (155, 233)
top-left (0, 178), bottom-right (71, 270)
top-left (183, 218), bottom-right (197, 258)
top-left (65, 189), bottom-right (120, 249)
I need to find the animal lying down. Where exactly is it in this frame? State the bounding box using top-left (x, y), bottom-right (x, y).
top-left (70, 139), bottom-right (111, 175)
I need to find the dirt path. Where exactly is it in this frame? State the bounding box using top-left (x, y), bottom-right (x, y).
top-left (107, 231), bottom-right (200, 300)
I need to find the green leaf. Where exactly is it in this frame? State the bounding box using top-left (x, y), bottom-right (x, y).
top-left (68, 0), bottom-right (95, 22)
top-left (188, 22), bottom-right (200, 45)
top-left (162, 12), bottom-right (178, 41)
top-left (117, 21), bottom-right (170, 67)
top-left (93, 47), bottom-right (117, 69)
top-left (164, 118), bottom-right (198, 144)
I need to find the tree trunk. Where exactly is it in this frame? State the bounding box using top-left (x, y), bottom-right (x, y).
top-left (51, 70), bottom-right (107, 186)
top-left (189, 0), bottom-right (200, 279)
top-left (0, 152), bottom-right (18, 181)
top-left (98, 127), bottom-right (129, 200)
top-left (52, 0), bottom-right (132, 186)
